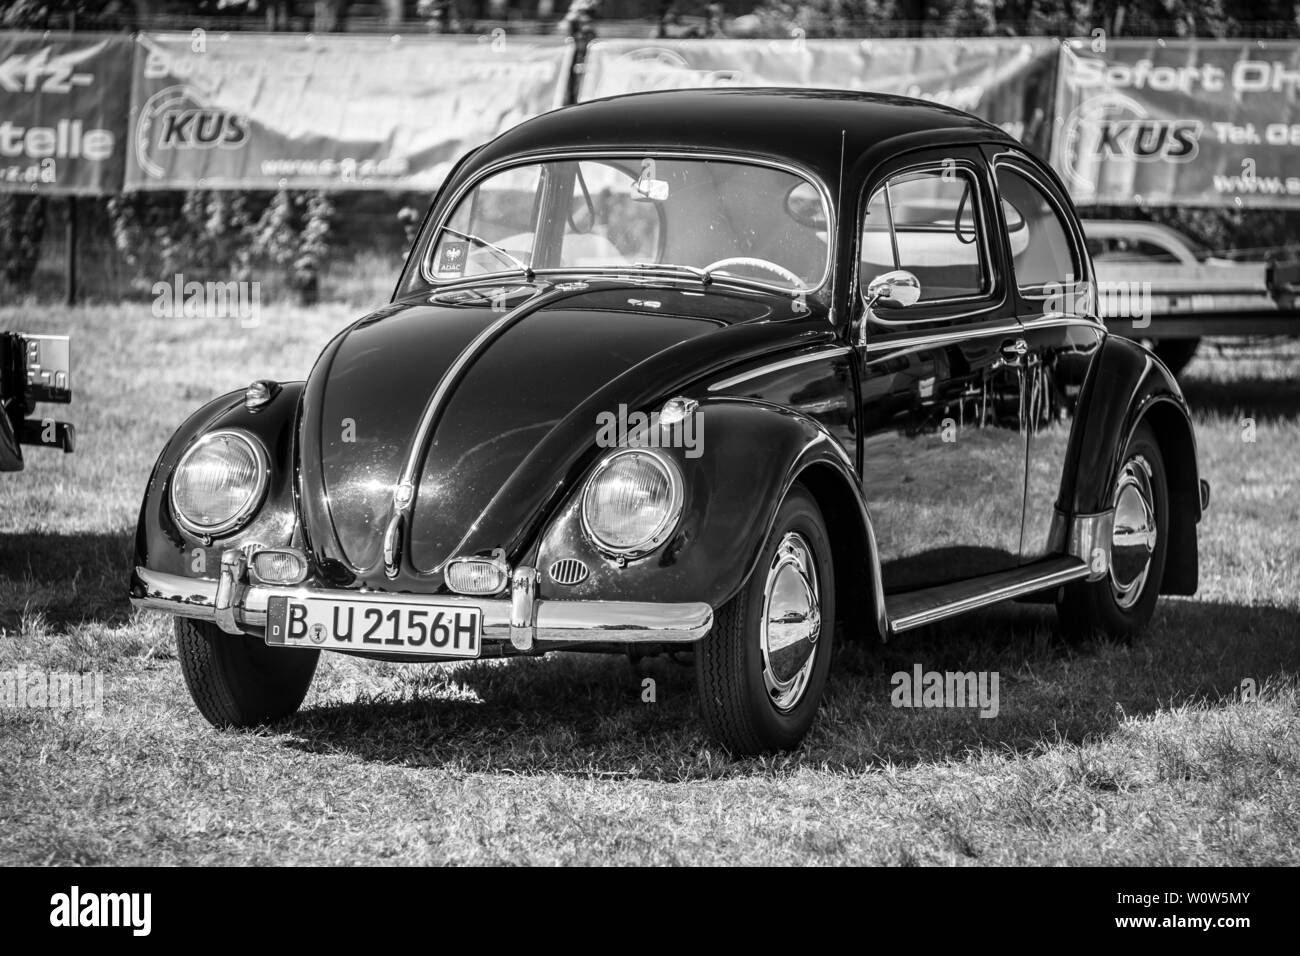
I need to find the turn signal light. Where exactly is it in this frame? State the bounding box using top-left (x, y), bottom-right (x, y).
top-left (249, 548), bottom-right (309, 586)
top-left (446, 556), bottom-right (509, 595)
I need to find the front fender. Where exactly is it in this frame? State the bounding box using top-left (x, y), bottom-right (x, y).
top-left (534, 398), bottom-right (885, 637)
top-left (1062, 334), bottom-right (1203, 594)
top-left (131, 384), bottom-right (304, 581)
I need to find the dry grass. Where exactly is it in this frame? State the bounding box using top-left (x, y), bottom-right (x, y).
top-left (1, 308), bottom-right (1297, 865)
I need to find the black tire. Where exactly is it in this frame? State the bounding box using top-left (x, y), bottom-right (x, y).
top-left (1153, 338), bottom-right (1200, 377)
top-left (1057, 420), bottom-right (1169, 640)
top-left (175, 617), bottom-right (319, 728)
top-left (696, 483), bottom-right (835, 754)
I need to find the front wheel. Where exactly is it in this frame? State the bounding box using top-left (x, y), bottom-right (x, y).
top-left (696, 483), bottom-right (835, 754)
top-left (1057, 420), bottom-right (1169, 639)
top-left (176, 618), bottom-right (319, 728)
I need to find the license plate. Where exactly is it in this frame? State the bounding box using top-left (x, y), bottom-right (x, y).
top-left (265, 595), bottom-right (481, 658)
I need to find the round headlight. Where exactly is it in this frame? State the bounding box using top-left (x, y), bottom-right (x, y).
top-left (581, 450), bottom-right (683, 557)
top-left (170, 430), bottom-right (269, 536)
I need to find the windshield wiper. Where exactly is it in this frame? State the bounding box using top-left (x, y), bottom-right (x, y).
top-left (441, 227), bottom-right (535, 278)
top-left (631, 262), bottom-right (712, 284)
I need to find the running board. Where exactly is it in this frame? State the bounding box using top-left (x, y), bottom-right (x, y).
top-left (886, 557), bottom-right (1090, 635)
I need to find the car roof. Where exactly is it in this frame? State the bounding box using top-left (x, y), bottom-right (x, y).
top-left (468, 88), bottom-right (1020, 187)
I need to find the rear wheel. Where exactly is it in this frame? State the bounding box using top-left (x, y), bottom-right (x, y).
top-left (1058, 420), bottom-right (1169, 639)
top-left (696, 483), bottom-right (835, 754)
top-left (176, 618), bottom-right (319, 728)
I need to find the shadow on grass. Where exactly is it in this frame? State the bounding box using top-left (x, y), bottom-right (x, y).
top-left (278, 598), bottom-right (1300, 780)
top-left (1181, 372), bottom-right (1300, 422)
top-left (0, 531), bottom-right (134, 631)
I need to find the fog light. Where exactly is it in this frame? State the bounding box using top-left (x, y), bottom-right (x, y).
top-left (249, 548), bottom-right (308, 586)
top-left (446, 554), bottom-right (509, 595)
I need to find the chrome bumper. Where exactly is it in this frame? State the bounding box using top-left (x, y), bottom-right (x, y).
top-left (129, 563), bottom-right (713, 652)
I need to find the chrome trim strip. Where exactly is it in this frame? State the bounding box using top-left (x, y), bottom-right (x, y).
top-left (708, 346), bottom-right (853, 391)
top-left (862, 322), bottom-right (1022, 356)
top-left (396, 294), bottom-right (544, 491)
top-left (1019, 313), bottom-right (1105, 332)
top-left (130, 566), bottom-right (713, 646)
top-left (418, 149), bottom-right (836, 296)
top-left (385, 287), bottom-right (564, 576)
top-left (888, 560), bottom-right (1089, 634)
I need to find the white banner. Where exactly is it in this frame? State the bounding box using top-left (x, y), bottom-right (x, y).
top-left (126, 32), bottom-right (575, 191)
top-left (579, 37), bottom-right (1060, 153)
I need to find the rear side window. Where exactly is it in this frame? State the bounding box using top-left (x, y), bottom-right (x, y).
top-left (996, 166), bottom-right (1079, 291)
top-left (860, 167), bottom-right (988, 304)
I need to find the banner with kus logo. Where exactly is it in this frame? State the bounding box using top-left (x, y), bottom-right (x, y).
top-left (0, 32), bottom-right (131, 194)
top-left (1052, 39), bottom-right (1300, 207)
top-left (579, 37), bottom-right (1060, 155)
top-left (126, 31), bottom-right (574, 191)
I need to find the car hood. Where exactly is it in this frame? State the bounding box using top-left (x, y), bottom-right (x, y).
top-left (297, 280), bottom-right (830, 588)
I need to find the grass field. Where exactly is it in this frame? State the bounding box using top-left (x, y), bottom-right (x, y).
top-left (1, 305), bottom-right (1297, 865)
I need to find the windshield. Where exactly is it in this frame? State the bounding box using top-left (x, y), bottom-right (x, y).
top-left (422, 156), bottom-right (831, 292)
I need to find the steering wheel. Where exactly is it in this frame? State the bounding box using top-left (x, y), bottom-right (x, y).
top-left (704, 256), bottom-right (803, 286)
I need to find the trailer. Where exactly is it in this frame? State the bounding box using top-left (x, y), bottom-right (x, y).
top-left (1084, 220), bottom-right (1300, 375)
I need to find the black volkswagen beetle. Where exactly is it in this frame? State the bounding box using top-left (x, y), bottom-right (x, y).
top-left (131, 89), bottom-right (1208, 754)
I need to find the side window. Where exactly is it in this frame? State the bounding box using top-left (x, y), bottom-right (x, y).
top-left (996, 166), bottom-right (1079, 292)
top-left (859, 167), bottom-right (988, 304)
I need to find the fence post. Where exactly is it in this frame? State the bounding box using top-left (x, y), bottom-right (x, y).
top-left (65, 196), bottom-right (78, 307)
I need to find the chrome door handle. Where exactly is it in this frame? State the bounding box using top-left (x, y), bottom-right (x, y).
top-left (1000, 338), bottom-right (1029, 365)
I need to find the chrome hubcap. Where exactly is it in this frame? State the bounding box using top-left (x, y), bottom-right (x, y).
top-left (1110, 455), bottom-right (1157, 609)
top-left (760, 532), bottom-right (821, 712)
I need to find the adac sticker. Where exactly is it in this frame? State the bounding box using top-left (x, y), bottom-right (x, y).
top-left (436, 240), bottom-right (468, 277)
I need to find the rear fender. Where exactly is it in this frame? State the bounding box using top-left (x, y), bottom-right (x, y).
top-left (1061, 335), bottom-right (1203, 594)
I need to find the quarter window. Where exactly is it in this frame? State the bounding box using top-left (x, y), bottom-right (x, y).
top-left (860, 167), bottom-right (988, 304)
top-left (996, 166), bottom-right (1079, 292)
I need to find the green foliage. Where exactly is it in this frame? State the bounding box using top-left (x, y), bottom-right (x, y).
top-left (105, 190), bottom-right (335, 301)
top-left (0, 194), bottom-right (46, 289)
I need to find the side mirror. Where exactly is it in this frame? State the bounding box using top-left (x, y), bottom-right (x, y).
top-left (857, 270), bottom-right (922, 346)
top-left (866, 269), bottom-right (922, 310)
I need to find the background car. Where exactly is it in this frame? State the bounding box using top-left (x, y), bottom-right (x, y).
top-left (0, 331), bottom-right (74, 473)
top-left (1084, 218), bottom-right (1300, 375)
